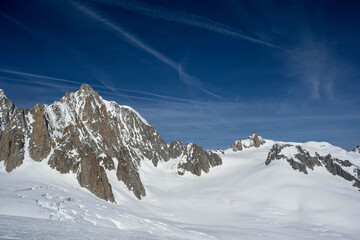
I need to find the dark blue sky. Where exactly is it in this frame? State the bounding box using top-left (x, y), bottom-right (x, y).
top-left (1, 0), bottom-right (360, 150)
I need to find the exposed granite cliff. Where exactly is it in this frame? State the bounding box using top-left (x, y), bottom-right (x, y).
top-left (0, 109), bottom-right (26, 172)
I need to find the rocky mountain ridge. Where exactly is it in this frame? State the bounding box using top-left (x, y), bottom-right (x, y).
top-left (1, 84), bottom-right (359, 202)
top-left (266, 143), bottom-right (360, 190)
top-left (229, 132), bottom-right (266, 151)
top-left (0, 84), bottom-right (222, 201)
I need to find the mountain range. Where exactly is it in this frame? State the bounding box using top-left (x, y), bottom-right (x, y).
top-left (0, 84), bottom-right (360, 239)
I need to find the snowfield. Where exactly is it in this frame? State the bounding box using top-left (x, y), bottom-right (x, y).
top-left (1, 140), bottom-right (360, 239)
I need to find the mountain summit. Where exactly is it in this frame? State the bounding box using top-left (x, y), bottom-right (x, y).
top-left (0, 84), bottom-right (222, 201)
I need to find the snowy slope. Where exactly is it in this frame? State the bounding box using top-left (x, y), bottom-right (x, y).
top-left (1, 140), bottom-right (360, 239)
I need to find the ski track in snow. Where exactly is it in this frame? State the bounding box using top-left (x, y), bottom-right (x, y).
top-left (0, 140), bottom-right (360, 239)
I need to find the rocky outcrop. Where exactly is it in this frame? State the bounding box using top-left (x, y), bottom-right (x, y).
top-left (230, 140), bottom-right (243, 151)
top-left (265, 143), bottom-right (292, 165)
top-left (253, 132), bottom-right (263, 147)
top-left (168, 140), bottom-right (223, 175)
top-left (207, 150), bottom-right (223, 167)
top-left (316, 153), bottom-right (360, 188)
top-left (266, 143), bottom-right (360, 190)
top-left (293, 146), bottom-right (322, 173)
top-left (353, 145), bottom-right (360, 153)
top-left (0, 84), bottom-right (222, 202)
top-left (230, 132), bottom-right (265, 152)
top-left (169, 141), bottom-right (184, 159)
top-left (177, 143), bottom-right (222, 176)
top-left (266, 144), bottom-right (310, 174)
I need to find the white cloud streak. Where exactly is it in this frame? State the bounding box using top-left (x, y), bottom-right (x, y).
top-left (0, 69), bottom-right (219, 105)
top-left (97, 77), bottom-right (116, 93)
top-left (0, 69), bottom-right (82, 85)
top-left (89, 0), bottom-right (291, 52)
top-left (0, 76), bottom-right (74, 90)
top-left (70, 1), bottom-right (222, 99)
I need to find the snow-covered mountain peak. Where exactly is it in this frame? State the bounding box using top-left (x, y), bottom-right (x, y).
top-left (229, 132), bottom-right (266, 151)
top-left (60, 83), bottom-right (100, 106)
top-left (77, 83), bottom-right (96, 95)
top-left (0, 84), bottom-right (223, 201)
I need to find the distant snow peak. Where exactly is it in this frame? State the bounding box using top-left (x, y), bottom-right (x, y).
top-left (229, 132), bottom-right (266, 152)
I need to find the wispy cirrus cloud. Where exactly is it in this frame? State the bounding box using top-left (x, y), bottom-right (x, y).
top-left (0, 69), bottom-right (82, 85)
top-left (1, 69), bottom-right (359, 151)
top-left (71, 1), bottom-right (222, 99)
top-left (0, 11), bottom-right (35, 36)
top-left (0, 68), bottom-right (220, 105)
top-left (286, 37), bottom-right (343, 100)
top-left (135, 98), bottom-right (360, 149)
top-left (88, 0), bottom-right (291, 52)
top-left (0, 75), bottom-right (73, 91)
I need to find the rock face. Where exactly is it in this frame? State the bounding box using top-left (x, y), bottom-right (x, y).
top-left (29, 105), bottom-right (51, 161)
top-left (266, 143), bottom-right (360, 190)
top-left (0, 90), bottom-right (24, 172)
top-left (229, 132), bottom-right (265, 152)
top-left (116, 146), bottom-right (146, 200)
top-left (266, 144), bottom-right (321, 174)
top-left (0, 84), bottom-right (222, 201)
top-left (175, 143), bottom-right (222, 176)
top-left (0, 109), bottom-right (26, 172)
top-left (316, 153), bottom-right (360, 188)
top-left (169, 141), bottom-right (184, 159)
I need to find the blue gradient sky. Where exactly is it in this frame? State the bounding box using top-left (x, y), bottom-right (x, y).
top-left (0, 0), bottom-right (359, 150)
